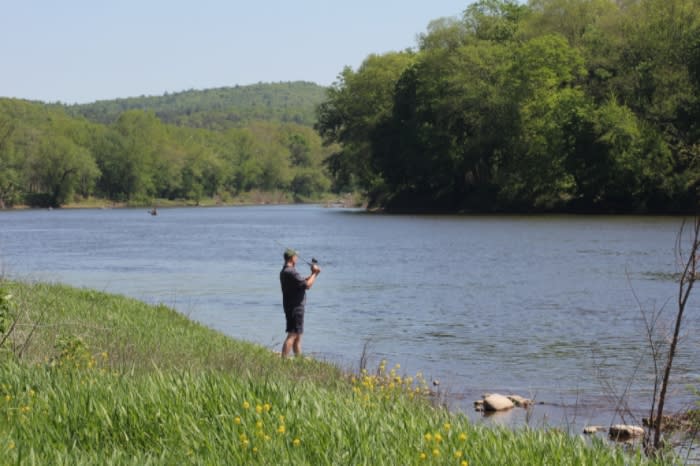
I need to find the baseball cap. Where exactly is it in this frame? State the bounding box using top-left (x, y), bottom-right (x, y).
top-left (283, 248), bottom-right (297, 260)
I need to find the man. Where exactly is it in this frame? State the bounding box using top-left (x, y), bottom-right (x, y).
top-left (279, 248), bottom-right (321, 358)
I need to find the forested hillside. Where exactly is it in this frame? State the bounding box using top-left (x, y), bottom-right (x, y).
top-left (0, 82), bottom-right (333, 208)
top-left (62, 81), bottom-right (327, 129)
top-left (317, 0), bottom-right (700, 213)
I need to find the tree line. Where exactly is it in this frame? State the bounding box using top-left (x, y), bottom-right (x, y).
top-left (316, 0), bottom-right (700, 213)
top-left (61, 81), bottom-right (326, 128)
top-left (0, 83), bottom-right (332, 208)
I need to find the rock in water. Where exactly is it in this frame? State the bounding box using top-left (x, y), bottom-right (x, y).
top-left (483, 394), bottom-right (515, 411)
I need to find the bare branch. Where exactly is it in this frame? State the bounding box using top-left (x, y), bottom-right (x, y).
top-left (652, 216), bottom-right (699, 453)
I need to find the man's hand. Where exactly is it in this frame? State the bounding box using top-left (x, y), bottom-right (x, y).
top-left (311, 264), bottom-right (321, 275)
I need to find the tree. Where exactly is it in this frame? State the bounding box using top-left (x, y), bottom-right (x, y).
top-left (96, 110), bottom-right (166, 201)
top-left (524, 0), bottom-right (614, 46)
top-left (0, 116), bottom-right (21, 208)
top-left (315, 52), bottom-right (416, 199)
top-left (372, 37), bottom-right (520, 210)
top-left (25, 135), bottom-right (100, 206)
top-left (496, 34), bottom-right (587, 209)
top-left (285, 132), bottom-right (312, 168)
top-left (462, 0), bottom-right (529, 43)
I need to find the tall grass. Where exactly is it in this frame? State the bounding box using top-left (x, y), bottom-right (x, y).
top-left (0, 281), bottom-right (665, 465)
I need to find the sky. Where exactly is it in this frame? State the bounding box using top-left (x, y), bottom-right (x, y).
top-left (0, 0), bottom-right (470, 104)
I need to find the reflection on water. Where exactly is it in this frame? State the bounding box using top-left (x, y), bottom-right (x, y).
top-left (1, 205), bottom-right (698, 433)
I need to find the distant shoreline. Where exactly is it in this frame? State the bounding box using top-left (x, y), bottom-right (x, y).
top-left (1, 192), bottom-right (362, 211)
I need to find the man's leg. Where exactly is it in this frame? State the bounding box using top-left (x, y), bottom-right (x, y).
top-left (292, 334), bottom-right (302, 356)
top-left (282, 332), bottom-right (297, 358)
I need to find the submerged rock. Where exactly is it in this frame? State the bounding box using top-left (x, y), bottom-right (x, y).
top-left (506, 394), bottom-right (533, 408)
top-left (609, 424), bottom-right (645, 440)
top-left (583, 425), bottom-right (605, 434)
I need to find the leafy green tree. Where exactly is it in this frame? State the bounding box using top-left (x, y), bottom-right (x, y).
top-left (95, 110), bottom-right (165, 201)
top-left (463, 0), bottom-right (529, 43)
top-left (290, 167), bottom-right (331, 199)
top-left (418, 17), bottom-right (469, 51)
top-left (372, 37), bottom-right (519, 210)
top-left (524, 0), bottom-right (614, 46)
top-left (315, 52), bottom-right (416, 196)
top-left (496, 34), bottom-right (586, 208)
top-left (220, 128), bottom-right (263, 194)
top-left (0, 117), bottom-right (20, 207)
top-left (285, 132), bottom-right (312, 167)
top-left (25, 135), bottom-right (100, 206)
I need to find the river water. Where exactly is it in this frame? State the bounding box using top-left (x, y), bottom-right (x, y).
top-left (1, 205), bottom-right (698, 434)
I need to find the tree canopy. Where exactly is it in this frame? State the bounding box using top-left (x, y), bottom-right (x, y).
top-left (315, 0), bottom-right (700, 212)
top-left (0, 82), bottom-right (333, 208)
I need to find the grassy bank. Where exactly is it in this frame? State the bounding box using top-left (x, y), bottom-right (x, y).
top-left (0, 281), bottom-right (662, 465)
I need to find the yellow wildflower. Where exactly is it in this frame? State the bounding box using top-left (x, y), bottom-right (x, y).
top-left (8, 441), bottom-right (15, 450)
top-left (293, 438), bottom-right (301, 447)
top-left (256, 421), bottom-right (263, 429)
top-left (432, 448), bottom-right (440, 457)
top-left (242, 401), bottom-right (250, 410)
top-left (461, 461), bottom-right (469, 466)
top-left (277, 425), bottom-right (286, 434)
top-left (256, 404), bottom-right (263, 414)
top-left (264, 403), bottom-right (272, 412)
top-left (424, 433), bottom-right (433, 442)
top-left (443, 423), bottom-right (451, 431)
top-left (234, 417), bottom-right (241, 425)
top-left (434, 433), bottom-right (443, 443)
top-left (454, 450), bottom-right (463, 458)
top-left (459, 432), bottom-right (468, 441)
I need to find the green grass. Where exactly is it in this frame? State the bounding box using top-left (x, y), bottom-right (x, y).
top-left (0, 281), bottom-right (667, 465)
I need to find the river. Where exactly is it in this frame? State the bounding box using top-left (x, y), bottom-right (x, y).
top-left (1, 205), bottom-right (698, 434)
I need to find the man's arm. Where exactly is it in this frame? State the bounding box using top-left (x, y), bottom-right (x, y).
top-left (305, 264), bottom-right (321, 289)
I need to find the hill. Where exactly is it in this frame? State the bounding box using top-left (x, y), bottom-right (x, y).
top-left (62, 81), bottom-right (328, 129)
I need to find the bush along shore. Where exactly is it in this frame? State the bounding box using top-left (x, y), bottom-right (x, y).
top-left (0, 281), bottom-right (664, 465)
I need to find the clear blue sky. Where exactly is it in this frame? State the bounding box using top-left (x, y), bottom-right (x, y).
top-left (1, 0), bottom-right (470, 104)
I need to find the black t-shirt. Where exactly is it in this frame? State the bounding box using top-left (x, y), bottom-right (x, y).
top-left (280, 265), bottom-right (307, 313)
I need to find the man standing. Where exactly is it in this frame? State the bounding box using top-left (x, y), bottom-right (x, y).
top-left (280, 248), bottom-right (321, 358)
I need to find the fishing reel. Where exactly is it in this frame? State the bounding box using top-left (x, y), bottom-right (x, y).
top-left (309, 257), bottom-right (320, 273)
